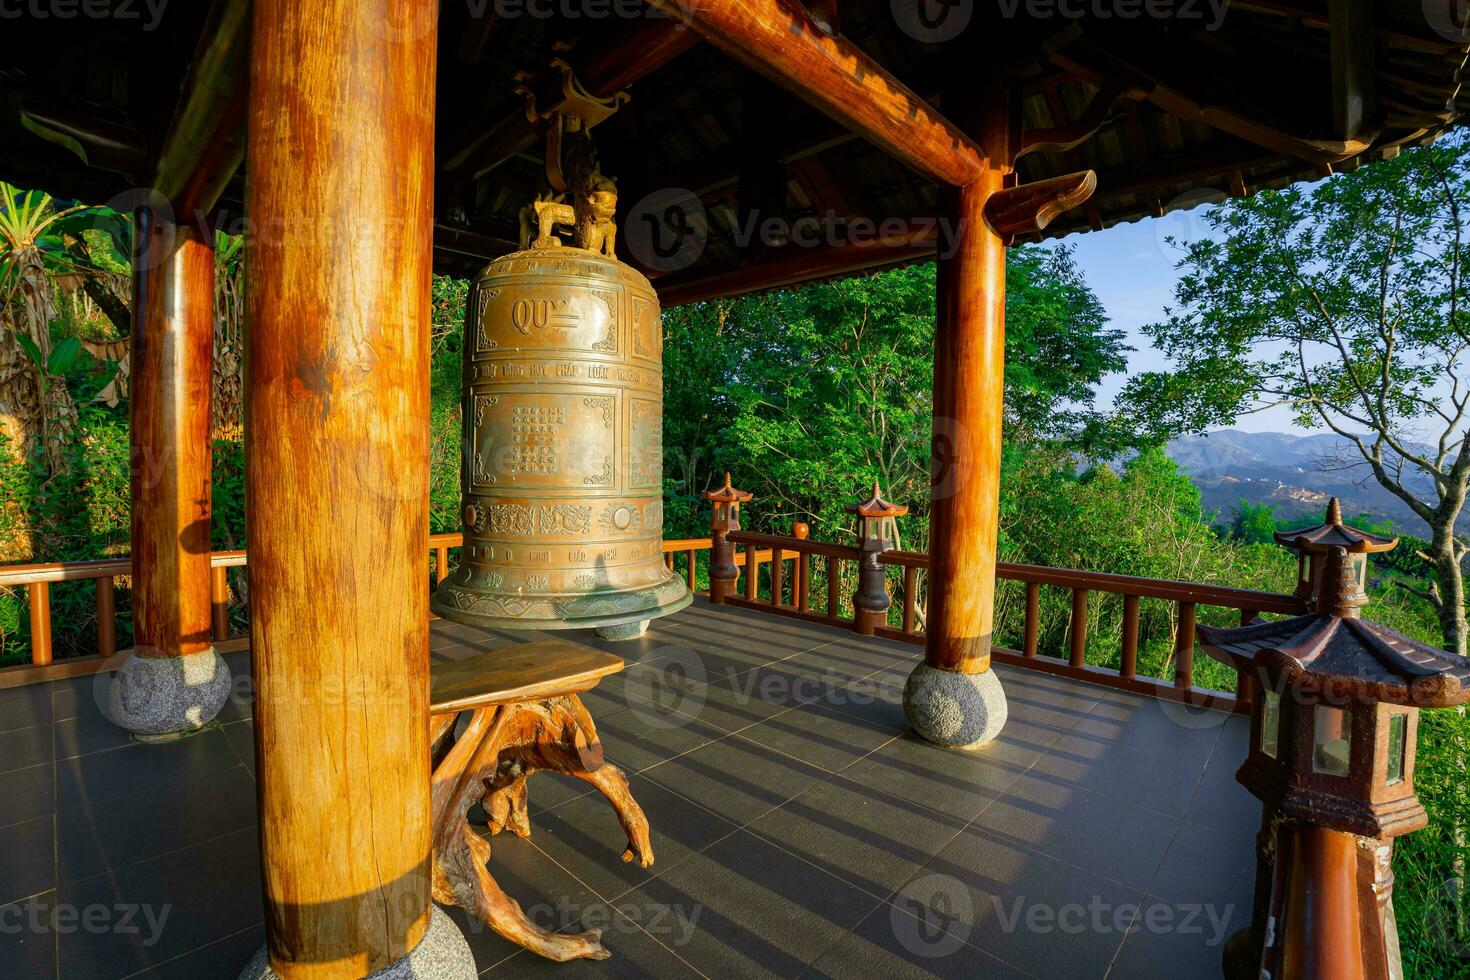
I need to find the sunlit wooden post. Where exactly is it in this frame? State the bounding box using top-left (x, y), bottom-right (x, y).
top-left (240, 1), bottom-right (473, 976)
top-left (902, 77), bottom-right (1012, 748)
top-left (108, 211), bottom-right (229, 735)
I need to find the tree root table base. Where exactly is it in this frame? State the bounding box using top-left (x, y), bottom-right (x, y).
top-left (428, 692), bottom-right (653, 962)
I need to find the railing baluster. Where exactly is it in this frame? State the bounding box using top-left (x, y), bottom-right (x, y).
top-left (28, 581), bottom-right (52, 666)
top-left (902, 566), bottom-right (917, 633)
top-left (796, 550), bottom-right (810, 611)
top-left (745, 547), bottom-right (759, 601)
top-left (1023, 581), bottom-right (1040, 658)
top-left (435, 546), bottom-right (449, 586)
top-left (1023, 581), bottom-right (1046, 658)
top-left (685, 549), bottom-right (697, 591)
top-left (1175, 601), bottom-right (1196, 688)
top-left (665, 551), bottom-right (675, 571)
top-left (96, 576), bottom-right (116, 657)
top-left (771, 546), bottom-right (784, 606)
top-left (1120, 594), bottom-right (1140, 680)
top-left (1069, 587), bottom-right (1089, 668)
top-left (827, 558), bottom-right (840, 619)
top-left (1239, 608), bottom-right (1259, 627)
top-left (211, 565), bottom-right (230, 642)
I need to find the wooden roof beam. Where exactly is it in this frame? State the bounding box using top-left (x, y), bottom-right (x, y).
top-left (152, 0), bottom-right (249, 216)
top-left (1329, 0), bottom-right (1377, 141)
top-left (1051, 35), bottom-right (1373, 164)
top-left (643, 0), bottom-right (987, 187)
top-left (656, 226), bottom-right (937, 306)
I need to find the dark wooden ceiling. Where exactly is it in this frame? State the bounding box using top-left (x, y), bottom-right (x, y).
top-left (1, 0), bottom-right (1467, 303)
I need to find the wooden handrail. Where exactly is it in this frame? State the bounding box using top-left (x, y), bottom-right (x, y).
top-left (878, 549), bottom-right (1302, 615)
top-left (1, 534), bottom-right (717, 673)
top-left (0, 525), bottom-right (1295, 720)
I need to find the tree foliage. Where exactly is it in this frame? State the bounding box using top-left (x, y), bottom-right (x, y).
top-left (1124, 134), bottom-right (1470, 654)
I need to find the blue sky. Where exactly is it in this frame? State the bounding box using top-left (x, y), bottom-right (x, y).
top-left (1051, 210), bottom-right (1303, 434)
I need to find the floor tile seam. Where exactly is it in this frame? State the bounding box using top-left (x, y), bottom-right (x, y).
top-left (1012, 761), bottom-right (1213, 825)
top-left (0, 757), bottom-right (54, 781)
top-left (53, 760), bottom-right (254, 818)
top-left (882, 896), bottom-right (1051, 979)
top-left (738, 798), bottom-right (973, 909)
top-left (538, 817), bottom-right (746, 909)
top-left (735, 722), bottom-right (905, 781)
top-left (52, 824), bottom-right (260, 891)
top-left (49, 720), bottom-right (233, 765)
top-left (113, 922), bottom-right (264, 980)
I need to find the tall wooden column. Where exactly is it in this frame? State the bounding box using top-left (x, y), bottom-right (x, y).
top-left (131, 213), bottom-right (214, 660)
top-left (109, 211), bottom-right (230, 736)
top-left (926, 166), bottom-right (1006, 674)
top-left (903, 81), bottom-right (1011, 748)
top-left (244, 2), bottom-right (461, 977)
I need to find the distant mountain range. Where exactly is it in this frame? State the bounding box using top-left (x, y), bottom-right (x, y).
top-left (1165, 430), bottom-right (1454, 538)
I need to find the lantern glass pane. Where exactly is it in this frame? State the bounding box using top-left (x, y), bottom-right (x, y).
top-left (1260, 690), bottom-right (1281, 759)
top-left (1312, 707), bottom-right (1352, 776)
top-left (1387, 713), bottom-right (1407, 785)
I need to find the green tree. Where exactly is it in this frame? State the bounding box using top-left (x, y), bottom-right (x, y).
top-left (1123, 134), bottom-right (1470, 655)
top-left (661, 245), bottom-right (1130, 543)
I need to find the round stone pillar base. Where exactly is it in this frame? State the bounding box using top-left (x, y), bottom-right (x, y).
top-left (240, 905), bottom-right (476, 979)
top-left (595, 619), bottom-right (650, 641)
top-left (107, 646), bottom-right (232, 737)
top-left (902, 663), bottom-right (1008, 748)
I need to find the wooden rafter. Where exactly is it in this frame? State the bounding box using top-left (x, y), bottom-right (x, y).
top-left (644, 0), bottom-right (986, 187)
top-left (152, 0), bottom-right (249, 215)
top-left (1051, 33), bottom-right (1374, 163)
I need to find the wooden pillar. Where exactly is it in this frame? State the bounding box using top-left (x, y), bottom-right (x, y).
top-left (130, 211), bottom-right (215, 663)
top-left (245, 1), bottom-right (440, 976)
top-left (924, 85), bottom-right (1008, 678)
top-left (1280, 825), bottom-right (1367, 980)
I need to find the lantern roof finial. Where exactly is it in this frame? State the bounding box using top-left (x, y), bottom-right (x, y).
top-left (1274, 497), bottom-right (1397, 555)
top-left (1197, 543), bottom-right (1470, 709)
top-left (845, 481), bottom-right (908, 518)
top-left (703, 472), bottom-right (752, 504)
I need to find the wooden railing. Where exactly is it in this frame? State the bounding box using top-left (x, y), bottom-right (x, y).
top-left (0, 534), bottom-right (714, 683)
top-left (725, 529), bottom-right (862, 629)
top-left (714, 529), bottom-right (1306, 714)
top-left (880, 550), bottom-right (1303, 711)
top-left (2, 525), bottom-right (1305, 713)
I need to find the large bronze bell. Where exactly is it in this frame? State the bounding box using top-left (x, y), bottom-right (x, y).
top-left (431, 170), bottom-right (690, 638)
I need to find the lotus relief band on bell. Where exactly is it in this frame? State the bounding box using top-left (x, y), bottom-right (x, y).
top-left (432, 152), bottom-right (690, 634)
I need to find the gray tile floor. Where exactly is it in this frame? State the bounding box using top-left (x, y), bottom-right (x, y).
top-left (0, 598), bottom-right (1257, 978)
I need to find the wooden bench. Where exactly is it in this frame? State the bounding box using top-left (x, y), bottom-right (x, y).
top-left (427, 639), bottom-right (653, 963)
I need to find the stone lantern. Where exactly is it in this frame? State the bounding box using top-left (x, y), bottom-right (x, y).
top-left (1275, 497), bottom-right (1396, 605)
top-left (704, 473), bottom-right (751, 604)
top-left (1198, 546), bottom-right (1470, 980)
top-left (846, 482), bottom-right (906, 635)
